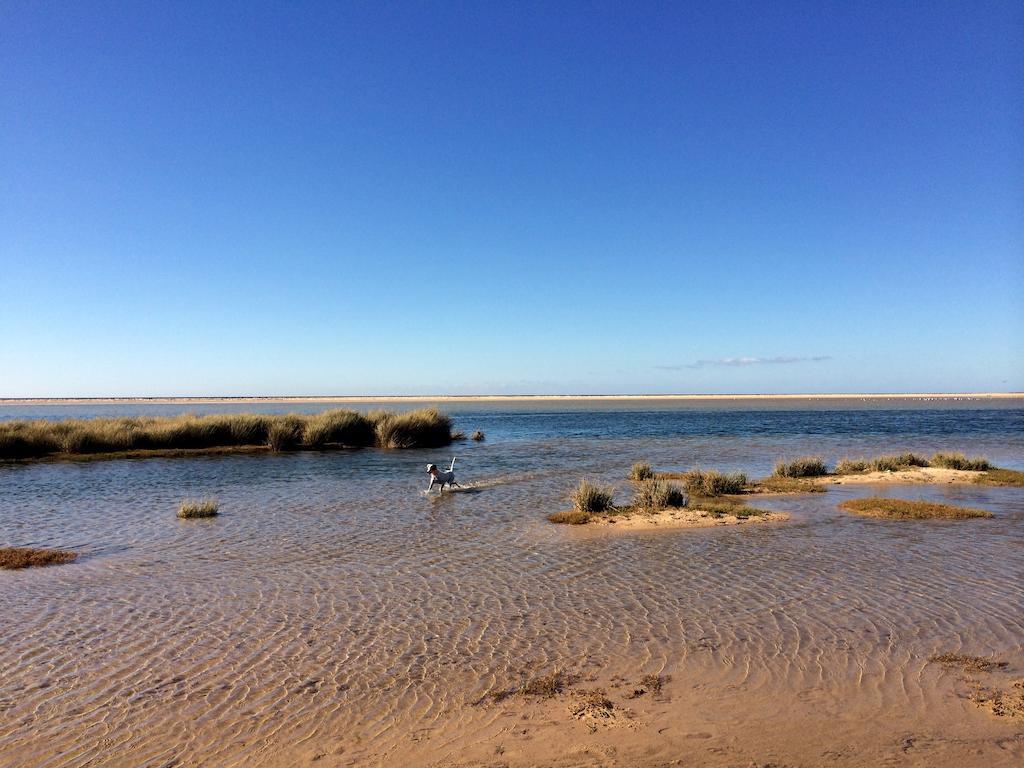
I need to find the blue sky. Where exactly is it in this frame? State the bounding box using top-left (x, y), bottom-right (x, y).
top-left (2, 1), bottom-right (1021, 396)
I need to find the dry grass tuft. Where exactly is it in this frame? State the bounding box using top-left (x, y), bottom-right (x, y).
top-left (177, 498), bottom-right (220, 519)
top-left (929, 653), bottom-right (1008, 674)
top-left (471, 430), bottom-right (485, 441)
top-left (0, 546), bottom-right (78, 570)
top-left (677, 469), bottom-right (747, 496)
top-left (773, 456), bottom-right (828, 478)
top-left (520, 671), bottom-right (573, 698)
top-left (930, 452), bottom-right (991, 471)
top-left (570, 479), bottom-right (614, 514)
top-left (839, 497), bottom-right (993, 520)
top-left (628, 462), bottom-right (654, 481)
top-left (976, 468), bottom-right (1024, 487)
top-left (633, 479), bottom-right (686, 511)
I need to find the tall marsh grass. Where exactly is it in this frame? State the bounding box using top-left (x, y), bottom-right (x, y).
top-left (0, 408), bottom-right (454, 460)
top-left (633, 479), bottom-right (687, 511)
top-left (680, 469), bottom-right (748, 496)
top-left (772, 456), bottom-right (828, 478)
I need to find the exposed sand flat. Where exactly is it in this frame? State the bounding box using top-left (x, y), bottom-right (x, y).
top-left (1, 392), bottom-right (1020, 405)
top-left (822, 467), bottom-right (985, 485)
top-left (586, 507), bottom-right (789, 531)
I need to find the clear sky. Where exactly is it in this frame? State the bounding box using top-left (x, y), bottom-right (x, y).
top-left (2, 1), bottom-right (1021, 397)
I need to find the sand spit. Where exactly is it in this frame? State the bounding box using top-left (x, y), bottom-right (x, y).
top-left (823, 467), bottom-right (985, 485)
top-left (569, 507), bottom-right (789, 531)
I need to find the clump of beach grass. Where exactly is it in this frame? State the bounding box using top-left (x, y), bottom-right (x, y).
top-left (471, 430), bottom-right (485, 441)
top-left (549, 479), bottom-right (616, 524)
top-left (750, 476), bottom-right (826, 494)
top-left (837, 453), bottom-right (930, 473)
top-left (371, 408), bottom-right (452, 449)
top-left (520, 671), bottom-right (573, 698)
top-left (628, 462), bottom-right (654, 481)
top-left (773, 456), bottom-right (828, 478)
top-left (678, 469), bottom-right (747, 497)
top-left (570, 479), bottom-right (615, 514)
top-left (0, 408), bottom-right (456, 461)
top-left (930, 452), bottom-right (992, 471)
top-left (450, 430), bottom-right (467, 441)
top-left (633, 479), bottom-right (686, 511)
top-left (838, 497), bottom-right (993, 520)
top-left (177, 498), bottom-right (220, 519)
top-left (0, 546), bottom-right (78, 570)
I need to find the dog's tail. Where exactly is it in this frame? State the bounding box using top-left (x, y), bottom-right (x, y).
top-left (449, 456), bottom-right (457, 472)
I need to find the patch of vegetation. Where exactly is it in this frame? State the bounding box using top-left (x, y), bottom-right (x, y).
top-left (929, 653), bottom-right (1007, 674)
top-left (177, 498), bottom-right (220, 519)
top-left (628, 462), bottom-right (654, 481)
top-left (749, 476), bottom-right (826, 494)
top-left (633, 479), bottom-right (686, 511)
top-left (690, 496), bottom-right (770, 519)
top-left (450, 430), bottom-right (467, 441)
top-left (570, 479), bottom-right (615, 514)
top-left (471, 430), bottom-right (485, 441)
top-left (976, 468), bottom-right (1024, 487)
top-left (0, 408), bottom-right (456, 461)
top-left (930, 452), bottom-right (991, 471)
top-left (773, 456), bottom-right (828, 478)
top-left (835, 453), bottom-right (930, 474)
top-left (674, 469), bottom-right (748, 497)
top-left (547, 509), bottom-right (592, 525)
top-left (839, 497), bottom-right (993, 520)
top-left (0, 546), bottom-right (78, 570)
top-left (520, 671), bottom-right (574, 697)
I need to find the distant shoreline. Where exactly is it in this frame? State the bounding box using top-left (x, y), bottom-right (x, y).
top-left (1, 392), bottom-right (1020, 405)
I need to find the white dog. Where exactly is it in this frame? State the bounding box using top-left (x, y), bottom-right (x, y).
top-left (427, 457), bottom-right (460, 492)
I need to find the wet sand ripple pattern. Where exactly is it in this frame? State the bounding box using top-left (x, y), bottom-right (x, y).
top-left (1, 407), bottom-right (1023, 766)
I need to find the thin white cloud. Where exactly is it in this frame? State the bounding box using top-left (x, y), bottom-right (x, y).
top-left (655, 355), bottom-right (832, 371)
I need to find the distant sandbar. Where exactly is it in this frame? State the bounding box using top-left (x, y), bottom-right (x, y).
top-left (2, 392), bottom-right (1020, 406)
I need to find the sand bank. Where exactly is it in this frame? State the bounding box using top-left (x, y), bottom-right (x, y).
top-left (822, 467), bottom-right (985, 485)
top-left (572, 507), bottom-right (789, 531)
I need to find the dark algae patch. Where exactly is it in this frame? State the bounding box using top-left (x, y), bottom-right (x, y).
top-left (839, 498), bottom-right (993, 520)
top-left (1, 547), bottom-right (78, 570)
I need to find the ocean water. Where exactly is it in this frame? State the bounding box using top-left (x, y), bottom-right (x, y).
top-left (1, 399), bottom-right (1022, 766)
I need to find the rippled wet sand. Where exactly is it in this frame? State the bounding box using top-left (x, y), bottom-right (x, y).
top-left (2, 417), bottom-right (1023, 767)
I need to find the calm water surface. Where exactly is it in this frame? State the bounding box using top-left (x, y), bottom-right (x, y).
top-left (1, 400), bottom-right (1022, 766)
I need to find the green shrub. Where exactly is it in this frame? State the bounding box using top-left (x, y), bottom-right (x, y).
top-left (628, 462), bottom-right (654, 481)
top-left (773, 456), bottom-right (828, 478)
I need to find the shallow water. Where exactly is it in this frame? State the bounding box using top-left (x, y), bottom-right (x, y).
top-left (1, 401), bottom-right (1023, 766)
